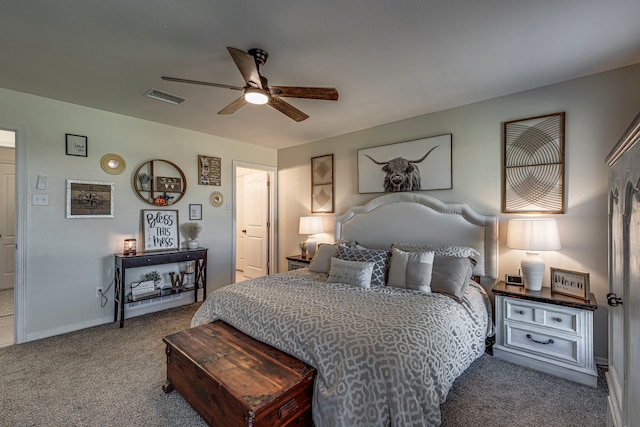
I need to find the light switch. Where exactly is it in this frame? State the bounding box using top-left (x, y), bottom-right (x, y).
top-left (32, 194), bottom-right (49, 206)
top-left (36, 175), bottom-right (47, 190)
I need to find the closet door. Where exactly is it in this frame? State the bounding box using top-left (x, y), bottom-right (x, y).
top-left (606, 112), bottom-right (640, 427)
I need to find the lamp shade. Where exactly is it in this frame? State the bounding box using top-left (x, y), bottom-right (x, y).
top-left (299, 216), bottom-right (323, 235)
top-left (507, 218), bottom-right (561, 251)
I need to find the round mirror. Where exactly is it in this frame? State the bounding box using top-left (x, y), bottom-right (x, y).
top-left (210, 191), bottom-right (223, 207)
top-left (101, 153), bottom-right (126, 175)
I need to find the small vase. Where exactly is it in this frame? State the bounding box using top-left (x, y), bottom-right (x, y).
top-left (187, 240), bottom-right (199, 249)
top-left (301, 249), bottom-right (307, 260)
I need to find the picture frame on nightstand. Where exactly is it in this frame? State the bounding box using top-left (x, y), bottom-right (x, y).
top-left (550, 267), bottom-right (590, 301)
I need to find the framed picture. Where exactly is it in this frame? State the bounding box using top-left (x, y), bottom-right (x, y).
top-left (311, 154), bottom-right (334, 213)
top-left (198, 155), bottom-right (222, 186)
top-left (65, 133), bottom-right (88, 157)
top-left (156, 176), bottom-right (182, 193)
top-left (141, 209), bottom-right (179, 251)
top-left (358, 134), bottom-right (452, 194)
top-left (189, 204), bottom-right (203, 220)
top-left (66, 180), bottom-right (114, 218)
top-left (550, 267), bottom-right (590, 301)
top-left (503, 112), bottom-right (565, 213)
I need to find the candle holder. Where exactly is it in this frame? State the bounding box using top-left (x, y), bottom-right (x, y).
top-left (124, 239), bottom-right (137, 255)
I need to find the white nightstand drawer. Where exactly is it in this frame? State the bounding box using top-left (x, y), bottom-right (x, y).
top-left (504, 298), bottom-right (578, 334)
top-left (504, 324), bottom-right (581, 365)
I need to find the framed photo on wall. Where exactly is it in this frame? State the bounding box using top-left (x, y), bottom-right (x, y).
top-left (503, 112), bottom-right (565, 213)
top-left (311, 154), bottom-right (334, 213)
top-left (357, 134), bottom-right (452, 194)
top-left (550, 267), bottom-right (590, 301)
top-left (66, 180), bottom-right (114, 218)
top-left (189, 204), bottom-right (202, 220)
top-left (65, 133), bottom-right (88, 157)
top-left (141, 209), bottom-right (179, 251)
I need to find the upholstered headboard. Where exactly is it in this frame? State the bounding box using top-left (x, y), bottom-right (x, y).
top-left (335, 193), bottom-right (498, 279)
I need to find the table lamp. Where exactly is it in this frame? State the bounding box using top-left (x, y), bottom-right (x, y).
top-left (299, 216), bottom-right (323, 258)
top-left (507, 218), bottom-right (561, 291)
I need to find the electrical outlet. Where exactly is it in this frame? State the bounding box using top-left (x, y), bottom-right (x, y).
top-left (96, 287), bottom-right (103, 298)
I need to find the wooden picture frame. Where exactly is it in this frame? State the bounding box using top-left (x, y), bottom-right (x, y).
top-left (550, 267), bottom-right (590, 301)
top-left (503, 112), bottom-right (565, 213)
top-left (198, 155), bottom-right (222, 186)
top-left (311, 154), bottom-right (334, 213)
top-left (65, 133), bottom-right (88, 157)
top-left (189, 204), bottom-right (202, 220)
top-left (357, 134), bottom-right (452, 194)
top-left (141, 209), bottom-right (179, 251)
top-left (66, 180), bottom-right (114, 218)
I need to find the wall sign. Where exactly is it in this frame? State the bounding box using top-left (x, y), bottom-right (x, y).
top-left (66, 179), bottom-right (114, 218)
top-left (550, 267), bottom-right (590, 301)
top-left (198, 155), bottom-right (221, 186)
top-left (142, 209), bottom-right (179, 251)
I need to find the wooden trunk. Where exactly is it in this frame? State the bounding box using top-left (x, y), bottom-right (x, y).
top-left (163, 320), bottom-right (316, 427)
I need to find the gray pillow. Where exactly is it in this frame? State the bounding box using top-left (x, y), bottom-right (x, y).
top-left (337, 246), bottom-right (391, 286)
top-left (391, 243), bottom-right (483, 276)
top-left (429, 255), bottom-right (474, 301)
top-left (327, 258), bottom-right (374, 288)
top-left (387, 248), bottom-right (434, 293)
top-left (309, 243), bottom-right (338, 273)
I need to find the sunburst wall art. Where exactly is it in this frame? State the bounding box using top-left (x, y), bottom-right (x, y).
top-left (503, 112), bottom-right (565, 213)
top-left (311, 154), bottom-right (334, 213)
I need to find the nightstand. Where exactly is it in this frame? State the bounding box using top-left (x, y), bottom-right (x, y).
top-left (491, 282), bottom-right (598, 387)
top-left (286, 255), bottom-right (311, 271)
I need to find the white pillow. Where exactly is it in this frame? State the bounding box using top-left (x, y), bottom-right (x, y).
top-left (309, 243), bottom-right (338, 273)
top-left (327, 257), bottom-right (375, 288)
top-left (387, 248), bottom-right (434, 293)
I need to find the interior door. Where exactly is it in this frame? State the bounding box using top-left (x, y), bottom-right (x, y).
top-left (626, 184), bottom-right (640, 426)
top-left (0, 147), bottom-right (15, 290)
top-left (235, 175), bottom-right (245, 273)
top-left (243, 171), bottom-right (269, 278)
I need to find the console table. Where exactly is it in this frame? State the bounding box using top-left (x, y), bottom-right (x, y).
top-left (114, 248), bottom-right (207, 327)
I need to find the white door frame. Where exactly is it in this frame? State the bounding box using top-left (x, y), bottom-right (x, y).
top-left (231, 160), bottom-right (277, 282)
top-left (1, 123), bottom-right (27, 344)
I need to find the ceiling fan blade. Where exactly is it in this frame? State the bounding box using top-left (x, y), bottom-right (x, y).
top-left (227, 47), bottom-right (263, 89)
top-left (218, 96), bottom-right (248, 115)
top-left (269, 86), bottom-right (339, 101)
top-left (268, 97), bottom-right (309, 122)
top-left (161, 76), bottom-right (243, 91)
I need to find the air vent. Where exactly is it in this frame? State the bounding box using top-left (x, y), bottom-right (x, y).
top-left (144, 88), bottom-right (186, 105)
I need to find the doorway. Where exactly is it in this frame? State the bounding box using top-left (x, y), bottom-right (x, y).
top-left (0, 129), bottom-right (15, 348)
top-left (233, 162), bottom-right (276, 283)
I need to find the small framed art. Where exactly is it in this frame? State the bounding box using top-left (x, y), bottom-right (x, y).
top-left (550, 267), bottom-right (590, 301)
top-left (311, 154), bottom-right (334, 213)
top-left (189, 204), bottom-right (203, 220)
top-left (66, 134), bottom-right (88, 157)
top-left (66, 180), bottom-right (114, 218)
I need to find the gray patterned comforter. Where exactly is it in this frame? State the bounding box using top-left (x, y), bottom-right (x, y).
top-left (191, 269), bottom-right (492, 427)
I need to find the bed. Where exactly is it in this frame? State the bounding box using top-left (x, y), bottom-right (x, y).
top-left (191, 192), bottom-right (498, 426)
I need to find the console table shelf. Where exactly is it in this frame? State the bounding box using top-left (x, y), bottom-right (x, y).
top-left (114, 248), bottom-right (207, 327)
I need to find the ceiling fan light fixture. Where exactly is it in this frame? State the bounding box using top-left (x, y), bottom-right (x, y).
top-left (244, 88), bottom-right (269, 105)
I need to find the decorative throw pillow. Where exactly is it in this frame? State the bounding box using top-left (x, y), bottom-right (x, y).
top-left (387, 248), bottom-right (434, 293)
top-left (337, 246), bottom-right (391, 286)
top-left (429, 255), bottom-right (475, 301)
top-left (391, 243), bottom-right (483, 276)
top-left (327, 258), bottom-right (375, 288)
top-left (309, 243), bottom-right (339, 273)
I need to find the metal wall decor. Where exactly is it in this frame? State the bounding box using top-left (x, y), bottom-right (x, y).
top-left (503, 112), bottom-right (565, 213)
top-left (311, 154), bottom-right (334, 213)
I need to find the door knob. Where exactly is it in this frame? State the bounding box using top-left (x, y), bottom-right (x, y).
top-left (607, 292), bottom-right (623, 307)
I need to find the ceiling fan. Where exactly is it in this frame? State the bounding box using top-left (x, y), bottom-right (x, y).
top-left (161, 47), bottom-right (339, 122)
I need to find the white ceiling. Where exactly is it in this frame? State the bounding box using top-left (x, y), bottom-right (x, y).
top-left (1, 1), bottom-right (639, 149)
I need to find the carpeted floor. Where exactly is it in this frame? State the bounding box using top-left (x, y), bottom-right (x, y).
top-left (0, 302), bottom-right (608, 426)
top-left (0, 288), bottom-right (13, 317)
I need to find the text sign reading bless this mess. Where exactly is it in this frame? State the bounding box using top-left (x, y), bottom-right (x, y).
top-left (142, 210), bottom-right (179, 251)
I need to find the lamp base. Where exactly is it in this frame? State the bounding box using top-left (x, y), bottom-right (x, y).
top-left (521, 251), bottom-right (545, 291)
top-left (306, 236), bottom-right (318, 258)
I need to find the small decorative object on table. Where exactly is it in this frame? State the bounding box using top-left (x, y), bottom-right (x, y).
top-left (550, 267), bottom-right (590, 301)
top-left (144, 270), bottom-right (162, 288)
top-left (182, 222), bottom-right (202, 249)
top-left (299, 241), bottom-right (307, 259)
top-left (123, 239), bottom-right (137, 255)
top-left (169, 271), bottom-right (186, 293)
